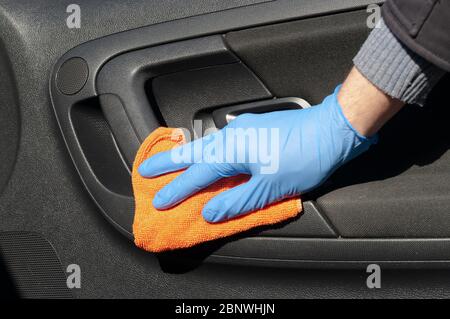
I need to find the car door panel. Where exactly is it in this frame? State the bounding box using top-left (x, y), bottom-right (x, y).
top-left (2, 0), bottom-right (450, 298)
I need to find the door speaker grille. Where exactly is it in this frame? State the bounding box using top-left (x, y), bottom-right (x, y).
top-left (0, 232), bottom-right (72, 299)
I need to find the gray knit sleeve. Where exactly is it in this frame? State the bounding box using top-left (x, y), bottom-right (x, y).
top-left (353, 18), bottom-right (445, 105)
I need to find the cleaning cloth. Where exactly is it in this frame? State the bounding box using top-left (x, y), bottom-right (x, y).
top-left (132, 127), bottom-right (302, 252)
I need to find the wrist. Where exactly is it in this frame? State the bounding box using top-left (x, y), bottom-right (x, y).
top-left (337, 67), bottom-right (404, 137)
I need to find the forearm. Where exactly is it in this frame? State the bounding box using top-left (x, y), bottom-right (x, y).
top-left (338, 17), bottom-right (445, 138)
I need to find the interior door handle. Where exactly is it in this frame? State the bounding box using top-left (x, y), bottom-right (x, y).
top-left (212, 97), bottom-right (311, 129)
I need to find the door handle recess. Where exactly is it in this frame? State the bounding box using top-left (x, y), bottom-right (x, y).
top-left (49, 32), bottom-right (333, 248)
top-left (96, 36), bottom-right (240, 166)
top-left (50, 33), bottom-right (327, 242)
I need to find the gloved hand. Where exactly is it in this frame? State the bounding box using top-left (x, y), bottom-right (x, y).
top-left (138, 86), bottom-right (377, 223)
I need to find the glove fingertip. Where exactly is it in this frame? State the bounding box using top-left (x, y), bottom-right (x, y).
top-left (152, 192), bottom-right (168, 210)
top-left (202, 208), bottom-right (222, 223)
top-left (138, 161), bottom-right (152, 177)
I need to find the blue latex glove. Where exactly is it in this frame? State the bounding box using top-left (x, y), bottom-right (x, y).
top-left (138, 86), bottom-right (377, 223)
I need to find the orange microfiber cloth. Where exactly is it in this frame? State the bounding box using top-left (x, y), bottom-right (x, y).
top-left (132, 127), bottom-right (302, 252)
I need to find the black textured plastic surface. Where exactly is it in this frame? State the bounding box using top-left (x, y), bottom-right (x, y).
top-left (0, 41), bottom-right (20, 197)
top-left (70, 99), bottom-right (132, 197)
top-left (70, 99), bottom-right (135, 236)
top-left (97, 36), bottom-right (239, 142)
top-left (226, 10), bottom-right (370, 105)
top-left (211, 237), bottom-right (450, 265)
top-left (260, 201), bottom-right (336, 238)
top-left (152, 62), bottom-right (272, 131)
top-left (99, 94), bottom-right (141, 167)
top-left (56, 57), bottom-right (89, 95)
top-left (0, 232), bottom-right (72, 299)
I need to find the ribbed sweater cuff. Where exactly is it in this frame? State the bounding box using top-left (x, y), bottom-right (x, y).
top-left (353, 18), bottom-right (445, 105)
